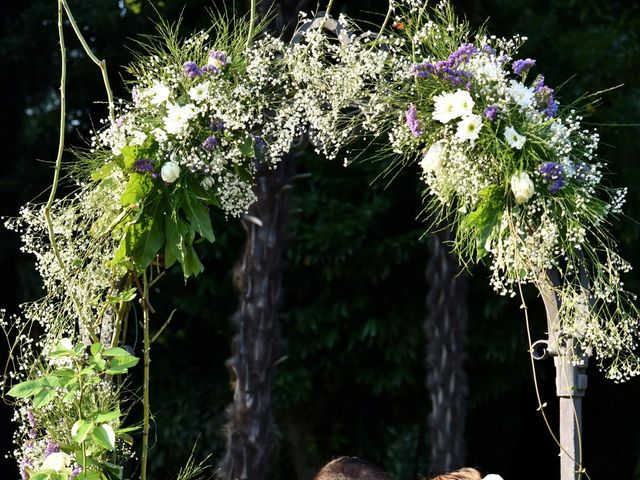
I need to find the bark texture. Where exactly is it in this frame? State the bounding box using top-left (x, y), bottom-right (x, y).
top-left (220, 156), bottom-right (294, 480)
top-left (425, 230), bottom-right (469, 474)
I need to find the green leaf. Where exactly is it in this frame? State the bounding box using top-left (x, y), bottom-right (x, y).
top-left (120, 173), bottom-right (154, 207)
top-left (460, 185), bottom-right (504, 260)
top-left (72, 419), bottom-right (93, 444)
top-left (106, 355), bottom-right (139, 374)
top-left (116, 196), bottom-right (166, 271)
top-left (90, 343), bottom-right (102, 357)
top-left (233, 164), bottom-right (254, 183)
top-left (102, 347), bottom-right (131, 357)
top-left (106, 288), bottom-right (137, 305)
top-left (238, 135), bottom-right (255, 157)
top-left (89, 410), bottom-right (121, 423)
top-left (91, 162), bottom-right (118, 182)
top-left (183, 238), bottom-right (205, 277)
top-left (92, 424), bottom-right (116, 450)
top-left (183, 195), bottom-right (215, 243)
top-left (76, 471), bottom-right (102, 480)
top-left (7, 379), bottom-right (43, 398)
top-left (29, 474), bottom-right (49, 480)
top-left (164, 214), bottom-right (189, 270)
top-left (32, 388), bottom-right (57, 409)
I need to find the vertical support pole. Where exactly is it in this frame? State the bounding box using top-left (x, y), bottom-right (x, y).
top-left (554, 339), bottom-right (588, 480)
top-left (537, 271), bottom-right (588, 480)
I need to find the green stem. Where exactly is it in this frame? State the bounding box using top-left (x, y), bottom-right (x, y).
top-left (60, 0), bottom-right (115, 125)
top-left (141, 271), bottom-right (151, 480)
top-left (245, 0), bottom-right (257, 51)
top-left (47, 1), bottom-right (99, 343)
top-left (319, 0), bottom-right (336, 31)
top-left (376, 1), bottom-right (393, 39)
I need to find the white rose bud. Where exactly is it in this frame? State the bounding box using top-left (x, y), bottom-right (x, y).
top-left (483, 475), bottom-right (505, 480)
top-left (41, 452), bottom-right (72, 472)
top-left (58, 338), bottom-right (73, 351)
top-left (420, 141), bottom-right (447, 173)
top-left (161, 161), bottom-right (180, 183)
top-left (510, 171), bottom-right (535, 204)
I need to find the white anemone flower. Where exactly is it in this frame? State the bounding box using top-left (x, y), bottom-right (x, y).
top-left (452, 89), bottom-right (475, 117)
top-left (147, 81), bottom-right (171, 106)
top-left (164, 103), bottom-right (196, 135)
top-left (432, 90), bottom-right (475, 123)
top-left (188, 81), bottom-right (210, 103)
top-left (506, 79), bottom-right (534, 108)
top-left (510, 171), bottom-right (535, 204)
top-left (504, 125), bottom-right (526, 149)
top-left (455, 114), bottom-right (483, 142)
top-left (420, 140), bottom-right (447, 172)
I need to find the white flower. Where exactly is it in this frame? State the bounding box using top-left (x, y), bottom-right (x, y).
top-left (506, 79), bottom-right (534, 108)
top-left (41, 452), bottom-right (72, 471)
top-left (455, 114), bottom-right (483, 142)
top-left (504, 126), bottom-right (526, 149)
top-left (58, 338), bottom-right (73, 350)
top-left (148, 81), bottom-right (171, 106)
top-left (201, 176), bottom-right (214, 189)
top-left (432, 90), bottom-right (475, 123)
top-left (510, 171), bottom-right (535, 204)
top-left (482, 475), bottom-right (504, 480)
top-left (161, 161), bottom-right (180, 183)
top-left (129, 130), bottom-right (147, 146)
top-left (420, 140), bottom-right (447, 172)
top-left (188, 80), bottom-right (210, 103)
top-left (164, 103), bottom-right (196, 135)
top-left (151, 128), bottom-right (168, 144)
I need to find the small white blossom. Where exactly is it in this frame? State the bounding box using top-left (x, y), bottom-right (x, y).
top-left (420, 140), bottom-right (447, 172)
top-left (147, 81), bottom-right (171, 106)
top-left (506, 79), bottom-right (534, 108)
top-left (432, 90), bottom-right (474, 123)
top-left (41, 452), bottom-right (72, 471)
top-left (164, 103), bottom-right (196, 135)
top-left (188, 80), bottom-right (210, 103)
top-left (455, 114), bottom-right (483, 143)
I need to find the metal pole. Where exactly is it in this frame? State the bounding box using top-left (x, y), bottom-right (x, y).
top-left (536, 270), bottom-right (588, 480)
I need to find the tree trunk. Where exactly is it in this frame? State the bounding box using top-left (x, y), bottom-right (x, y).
top-left (425, 229), bottom-right (469, 474)
top-left (220, 155), bottom-right (294, 480)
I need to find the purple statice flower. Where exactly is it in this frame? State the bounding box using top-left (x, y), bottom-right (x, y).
top-left (70, 466), bottom-right (83, 479)
top-left (210, 118), bottom-right (225, 131)
top-left (44, 440), bottom-right (60, 457)
top-left (513, 58), bottom-right (536, 76)
top-left (183, 61), bottom-right (203, 79)
top-left (410, 43), bottom-right (476, 87)
top-left (134, 158), bottom-right (159, 178)
top-left (405, 104), bottom-right (423, 137)
top-left (539, 161), bottom-right (566, 194)
top-left (481, 44), bottom-right (496, 56)
top-left (208, 50), bottom-right (227, 66)
top-left (484, 106), bottom-right (499, 121)
top-left (27, 409), bottom-right (37, 439)
top-left (533, 75), bottom-right (559, 117)
top-left (202, 135), bottom-right (218, 151)
top-left (20, 457), bottom-right (33, 480)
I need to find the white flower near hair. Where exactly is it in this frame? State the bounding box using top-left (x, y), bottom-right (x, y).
top-left (432, 90), bottom-right (474, 123)
top-left (164, 103), bottom-right (196, 135)
top-left (510, 171), bottom-right (535, 204)
top-left (147, 81), bottom-right (171, 106)
top-left (41, 452), bottom-right (72, 471)
top-left (504, 125), bottom-right (526, 149)
top-left (421, 140), bottom-right (447, 172)
top-left (161, 161), bottom-right (181, 183)
top-left (455, 114), bottom-right (483, 143)
top-left (482, 475), bottom-right (505, 480)
top-left (506, 79), bottom-right (534, 108)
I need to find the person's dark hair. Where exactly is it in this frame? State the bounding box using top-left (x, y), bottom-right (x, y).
top-left (429, 468), bottom-right (482, 480)
top-left (314, 456), bottom-right (394, 480)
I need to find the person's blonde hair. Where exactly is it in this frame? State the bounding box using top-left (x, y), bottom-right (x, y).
top-left (430, 468), bottom-right (482, 480)
top-left (314, 457), bottom-right (393, 480)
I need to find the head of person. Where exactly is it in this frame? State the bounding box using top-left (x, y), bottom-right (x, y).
top-left (430, 468), bottom-right (502, 480)
top-left (314, 456), bottom-right (394, 480)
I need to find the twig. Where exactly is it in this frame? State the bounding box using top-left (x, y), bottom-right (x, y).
top-left (151, 309), bottom-right (177, 344)
top-left (141, 270), bottom-right (151, 480)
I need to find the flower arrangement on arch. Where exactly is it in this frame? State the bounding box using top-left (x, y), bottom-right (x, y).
top-left (366, 0), bottom-right (640, 380)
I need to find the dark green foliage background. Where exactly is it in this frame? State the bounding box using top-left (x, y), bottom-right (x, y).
top-left (1, 1), bottom-right (639, 479)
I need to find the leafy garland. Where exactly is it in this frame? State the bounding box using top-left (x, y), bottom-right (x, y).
top-left (2, 1), bottom-right (638, 479)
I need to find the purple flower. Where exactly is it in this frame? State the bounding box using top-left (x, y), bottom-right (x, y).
top-left (513, 58), bottom-right (536, 76)
top-left (405, 104), bottom-right (423, 137)
top-left (208, 50), bottom-right (227, 66)
top-left (202, 135), bottom-right (218, 151)
top-left (574, 162), bottom-right (591, 182)
top-left (20, 457), bottom-right (33, 480)
top-left (210, 118), bottom-right (225, 131)
top-left (70, 466), bottom-right (83, 479)
top-left (448, 43), bottom-right (478, 65)
top-left (533, 75), bottom-right (559, 117)
top-left (484, 106), bottom-right (499, 121)
top-left (27, 409), bottom-right (37, 439)
top-left (183, 61), bottom-right (203, 79)
top-left (134, 158), bottom-right (158, 178)
top-left (539, 161), bottom-right (566, 194)
top-left (44, 439), bottom-right (60, 457)
top-left (410, 43), bottom-right (475, 87)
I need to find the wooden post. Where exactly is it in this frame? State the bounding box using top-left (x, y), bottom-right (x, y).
top-left (537, 270), bottom-right (588, 480)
